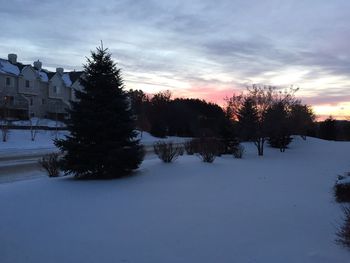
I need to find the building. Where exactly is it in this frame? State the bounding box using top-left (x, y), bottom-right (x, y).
top-left (0, 53), bottom-right (84, 120)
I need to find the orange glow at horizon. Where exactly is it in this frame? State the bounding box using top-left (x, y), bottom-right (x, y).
top-left (164, 89), bottom-right (350, 121)
top-left (126, 74), bottom-right (350, 121)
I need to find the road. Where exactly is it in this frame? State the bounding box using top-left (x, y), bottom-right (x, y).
top-left (0, 144), bottom-right (162, 184)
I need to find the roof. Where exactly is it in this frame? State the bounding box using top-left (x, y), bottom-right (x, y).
top-left (38, 70), bottom-right (49, 82)
top-left (0, 59), bottom-right (20, 75)
top-left (46, 72), bottom-right (56, 79)
top-left (0, 55), bottom-right (84, 87)
top-left (62, 73), bottom-right (72, 87)
top-left (14, 62), bottom-right (29, 71)
top-left (69, 71), bottom-right (83, 83)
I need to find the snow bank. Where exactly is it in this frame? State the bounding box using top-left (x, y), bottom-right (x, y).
top-left (136, 131), bottom-right (190, 144)
top-left (0, 130), bottom-right (67, 154)
top-left (11, 118), bottom-right (66, 128)
top-left (0, 137), bottom-right (350, 262)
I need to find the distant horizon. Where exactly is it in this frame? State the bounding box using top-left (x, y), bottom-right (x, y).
top-left (1, 0), bottom-right (349, 119)
top-left (1, 51), bottom-right (346, 121)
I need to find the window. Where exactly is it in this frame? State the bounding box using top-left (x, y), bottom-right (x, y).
top-left (53, 86), bottom-right (57, 93)
top-left (6, 77), bottom-right (11, 86)
top-left (42, 99), bottom-right (46, 105)
top-left (4, 96), bottom-right (14, 105)
top-left (25, 80), bottom-right (30, 88)
top-left (30, 98), bottom-right (33, 106)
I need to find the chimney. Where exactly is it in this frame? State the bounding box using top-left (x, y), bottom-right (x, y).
top-left (33, 60), bottom-right (42, 70)
top-left (56, 67), bottom-right (64, 75)
top-left (8, 54), bottom-right (17, 64)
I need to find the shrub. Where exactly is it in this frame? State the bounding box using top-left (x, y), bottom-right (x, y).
top-left (154, 141), bottom-right (183, 163)
top-left (335, 174), bottom-right (350, 203)
top-left (184, 139), bottom-right (200, 155)
top-left (233, 144), bottom-right (245, 159)
top-left (197, 137), bottom-right (220, 163)
top-left (336, 207), bottom-right (350, 250)
top-left (221, 138), bottom-right (240, 155)
top-left (268, 135), bottom-right (293, 152)
top-left (39, 153), bottom-right (61, 177)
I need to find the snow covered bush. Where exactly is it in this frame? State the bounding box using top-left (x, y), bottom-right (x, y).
top-left (184, 139), bottom-right (199, 155)
top-left (335, 174), bottom-right (350, 203)
top-left (233, 144), bottom-right (245, 159)
top-left (197, 138), bottom-right (220, 163)
top-left (39, 153), bottom-right (61, 177)
top-left (154, 141), bottom-right (184, 163)
top-left (336, 207), bottom-right (350, 250)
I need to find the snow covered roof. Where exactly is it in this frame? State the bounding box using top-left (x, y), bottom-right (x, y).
top-left (0, 55), bottom-right (84, 87)
top-left (61, 72), bottom-right (84, 87)
top-left (0, 59), bottom-right (20, 75)
top-left (38, 71), bottom-right (49, 82)
top-left (62, 73), bottom-right (72, 87)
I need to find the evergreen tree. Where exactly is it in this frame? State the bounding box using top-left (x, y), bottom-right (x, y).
top-left (319, 116), bottom-right (337, 140)
top-left (290, 104), bottom-right (315, 140)
top-left (55, 47), bottom-right (144, 178)
top-left (265, 101), bottom-right (292, 152)
top-left (237, 97), bottom-right (259, 141)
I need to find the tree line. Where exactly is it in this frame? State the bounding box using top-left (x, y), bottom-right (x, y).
top-left (127, 90), bottom-right (230, 138)
top-left (128, 85), bottom-right (315, 156)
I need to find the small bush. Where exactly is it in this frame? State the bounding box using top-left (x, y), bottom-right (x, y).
top-left (336, 207), bottom-right (350, 250)
top-left (233, 144), bottom-right (245, 159)
top-left (184, 139), bottom-right (200, 155)
top-left (268, 135), bottom-right (293, 152)
top-left (197, 137), bottom-right (220, 163)
top-left (39, 153), bottom-right (61, 177)
top-left (154, 141), bottom-right (183, 163)
top-left (221, 138), bottom-right (240, 155)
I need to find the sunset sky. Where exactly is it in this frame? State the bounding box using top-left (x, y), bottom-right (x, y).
top-left (1, 0), bottom-right (349, 119)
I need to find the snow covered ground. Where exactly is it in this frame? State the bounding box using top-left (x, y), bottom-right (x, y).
top-left (11, 118), bottom-right (66, 128)
top-left (0, 130), bottom-right (187, 155)
top-left (0, 137), bottom-right (349, 262)
top-left (0, 130), bottom-right (67, 155)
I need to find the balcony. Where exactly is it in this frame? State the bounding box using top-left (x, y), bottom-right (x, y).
top-left (47, 99), bottom-right (70, 114)
top-left (0, 94), bottom-right (28, 110)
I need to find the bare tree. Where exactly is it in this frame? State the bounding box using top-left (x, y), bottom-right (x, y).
top-left (227, 85), bottom-right (300, 156)
top-left (0, 96), bottom-right (10, 142)
top-left (0, 119), bottom-right (9, 142)
top-left (30, 117), bottom-right (41, 141)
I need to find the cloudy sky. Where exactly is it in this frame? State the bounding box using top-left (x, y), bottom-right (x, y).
top-left (1, 0), bottom-right (349, 118)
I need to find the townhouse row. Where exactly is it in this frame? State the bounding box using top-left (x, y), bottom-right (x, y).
top-left (0, 53), bottom-right (84, 120)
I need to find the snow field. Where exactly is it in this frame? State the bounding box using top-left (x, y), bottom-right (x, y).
top-left (0, 137), bottom-right (349, 262)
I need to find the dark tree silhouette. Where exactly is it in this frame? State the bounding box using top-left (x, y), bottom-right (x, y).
top-left (290, 104), bottom-right (315, 140)
top-left (149, 90), bottom-right (171, 138)
top-left (319, 116), bottom-right (337, 140)
top-left (237, 97), bottom-right (259, 142)
top-left (127, 89), bottom-right (151, 137)
top-left (265, 101), bottom-right (292, 152)
top-left (55, 47), bottom-right (144, 178)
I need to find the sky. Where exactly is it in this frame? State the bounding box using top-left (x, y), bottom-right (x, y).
top-left (0, 0), bottom-right (350, 119)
